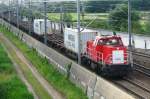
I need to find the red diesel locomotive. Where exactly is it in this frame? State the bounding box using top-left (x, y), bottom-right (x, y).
top-left (82, 35), bottom-right (131, 77)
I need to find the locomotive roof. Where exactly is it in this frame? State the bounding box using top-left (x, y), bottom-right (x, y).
top-left (96, 35), bottom-right (121, 39)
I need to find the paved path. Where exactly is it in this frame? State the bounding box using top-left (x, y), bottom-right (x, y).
top-left (0, 33), bottom-right (65, 99)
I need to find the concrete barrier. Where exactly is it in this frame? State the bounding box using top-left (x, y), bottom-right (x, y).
top-left (0, 19), bottom-right (136, 99)
top-left (70, 63), bottom-right (97, 99)
top-left (93, 77), bottom-right (136, 99)
top-left (21, 32), bottom-right (71, 74)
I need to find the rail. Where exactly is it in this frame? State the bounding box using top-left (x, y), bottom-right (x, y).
top-left (132, 50), bottom-right (150, 58)
top-left (133, 63), bottom-right (150, 77)
top-left (130, 50), bottom-right (150, 77)
top-left (113, 76), bottom-right (150, 99)
top-left (113, 80), bottom-right (145, 99)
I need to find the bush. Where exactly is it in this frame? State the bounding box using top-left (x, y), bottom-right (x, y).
top-left (109, 4), bottom-right (141, 32)
top-left (86, 19), bottom-right (109, 29)
top-left (144, 21), bottom-right (150, 35)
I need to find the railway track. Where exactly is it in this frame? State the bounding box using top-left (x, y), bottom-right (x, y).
top-left (113, 53), bottom-right (150, 99)
top-left (123, 51), bottom-right (150, 98)
top-left (1, 15), bottom-right (150, 99)
top-left (131, 50), bottom-right (150, 77)
top-left (133, 63), bottom-right (150, 77)
top-left (132, 50), bottom-right (150, 58)
top-left (124, 77), bottom-right (150, 94)
top-left (113, 77), bottom-right (150, 99)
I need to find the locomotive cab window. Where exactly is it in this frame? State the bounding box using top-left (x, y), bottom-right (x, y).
top-left (98, 38), bottom-right (123, 46)
top-left (97, 40), bottom-right (105, 45)
top-left (106, 38), bottom-right (122, 46)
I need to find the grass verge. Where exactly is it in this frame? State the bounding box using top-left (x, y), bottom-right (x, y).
top-left (0, 25), bottom-right (88, 99)
top-left (0, 29), bottom-right (52, 99)
top-left (0, 43), bottom-right (33, 99)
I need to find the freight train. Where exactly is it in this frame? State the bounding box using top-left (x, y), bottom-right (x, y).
top-left (1, 13), bottom-right (131, 77)
top-left (64, 28), bottom-right (131, 77)
top-left (33, 19), bottom-right (132, 77)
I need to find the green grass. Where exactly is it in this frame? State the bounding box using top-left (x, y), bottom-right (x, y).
top-left (0, 25), bottom-right (88, 99)
top-left (0, 27), bottom-right (52, 99)
top-left (48, 13), bottom-right (61, 21)
top-left (48, 12), bottom-right (109, 30)
top-left (0, 44), bottom-right (33, 99)
top-left (48, 12), bottom-right (108, 22)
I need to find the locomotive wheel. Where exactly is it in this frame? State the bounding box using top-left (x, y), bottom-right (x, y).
top-left (81, 56), bottom-right (86, 65)
top-left (81, 56), bottom-right (88, 65)
top-left (101, 66), bottom-right (109, 77)
top-left (91, 62), bottom-right (97, 71)
top-left (96, 66), bottom-right (102, 75)
top-left (87, 59), bottom-right (91, 66)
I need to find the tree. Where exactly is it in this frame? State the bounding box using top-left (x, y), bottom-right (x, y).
top-left (63, 13), bottom-right (72, 22)
top-left (144, 15), bottom-right (150, 35)
top-left (109, 4), bottom-right (140, 32)
top-left (85, 1), bottom-right (125, 13)
top-left (20, 8), bottom-right (30, 18)
top-left (132, 0), bottom-right (150, 11)
top-left (85, 0), bottom-right (150, 13)
top-left (63, 13), bottom-right (73, 28)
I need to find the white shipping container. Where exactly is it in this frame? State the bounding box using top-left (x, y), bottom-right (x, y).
top-left (64, 28), bottom-right (97, 53)
top-left (55, 22), bottom-right (61, 30)
top-left (33, 19), bottom-right (51, 35)
top-left (51, 22), bottom-right (61, 31)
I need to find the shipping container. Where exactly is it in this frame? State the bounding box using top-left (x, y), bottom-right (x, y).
top-left (33, 19), bottom-right (51, 35)
top-left (64, 28), bottom-right (97, 53)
